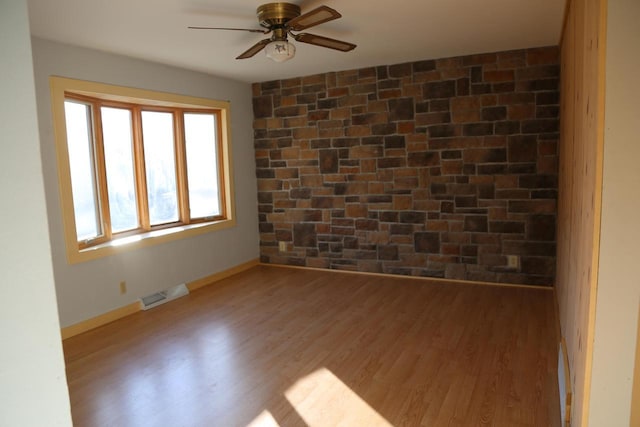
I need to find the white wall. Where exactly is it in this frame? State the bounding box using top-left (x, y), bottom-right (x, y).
top-left (31, 38), bottom-right (259, 327)
top-left (589, 0), bottom-right (640, 424)
top-left (0, 1), bottom-right (72, 425)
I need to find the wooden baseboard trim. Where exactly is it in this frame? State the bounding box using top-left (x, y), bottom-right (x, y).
top-left (187, 258), bottom-right (260, 292)
top-left (261, 262), bottom-right (554, 291)
top-left (62, 258), bottom-right (544, 340)
top-left (61, 302), bottom-right (140, 340)
top-left (61, 258), bottom-right (261, 340)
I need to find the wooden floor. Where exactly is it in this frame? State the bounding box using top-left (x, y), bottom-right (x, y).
top-left (64, 265), bottom-right (561, 426)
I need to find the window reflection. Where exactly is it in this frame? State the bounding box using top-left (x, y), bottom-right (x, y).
top-left (64, 101), bottom-right (101, 240)
top-left (101, 106), bottom-right (138, 232)
top-left (141, 111), bottom-right (179, 225)
top-left (184, 113), bottom-right (220, 218)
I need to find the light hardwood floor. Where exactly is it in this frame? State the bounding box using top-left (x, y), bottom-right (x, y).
top-left (63, 265), bottom-right (561, 426)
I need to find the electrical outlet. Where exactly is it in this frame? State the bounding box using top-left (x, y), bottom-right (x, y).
top-left (278, 241), bottom-right (287, 252)
top-left (119, 281), bottom-right (127, 294)
top-left (506, 255), bottom-right (520, 270)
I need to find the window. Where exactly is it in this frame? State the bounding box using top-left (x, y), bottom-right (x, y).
top-left (51, 77), bottom-right (235, 263)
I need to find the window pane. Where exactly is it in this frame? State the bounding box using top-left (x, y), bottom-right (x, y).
top-left (184, 113), bottom-right (220, 218)
top-left (101, 107), bottom-right (139, 233)
top-left (141, 111), bottom-right (179, 225)
top-left (64, 101), bottom-right (101, 241)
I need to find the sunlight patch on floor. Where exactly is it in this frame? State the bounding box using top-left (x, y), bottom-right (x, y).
top-left (247, 410), bottom-right (280, 427)
top-left (284, 367), bottom-right (392, 426)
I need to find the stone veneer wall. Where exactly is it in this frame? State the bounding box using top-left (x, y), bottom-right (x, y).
top-left (253, 46), bottom-right (559, 285)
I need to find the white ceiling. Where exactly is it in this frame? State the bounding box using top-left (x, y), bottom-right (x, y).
top-left (27, 0), bottom-right (565, 84)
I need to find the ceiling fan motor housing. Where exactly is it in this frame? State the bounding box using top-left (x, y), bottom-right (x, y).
top-left (257, 3), bottom-right (301, 28)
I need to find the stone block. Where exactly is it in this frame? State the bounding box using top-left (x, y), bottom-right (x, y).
top-left (482, 106), bottom-right (507, 121)
top-left (303, 210), bottom-right (323, 222)
top-left (389, 62), bottom-right (412, 78)
top-left (463, 123), bottom-right (494, 136)
top-left (464, 215), bottom-right (488, 232)
top-left (377, 158), bottom-right (405, 168)
top-left (483, 70), bottom-right (514, 82)
top-left (371, 123), bottom-right (397, 135)
top-left (508, 200), bottom-right (556, 213)
top-left (355, 219), bottom-right (378, 230)
top-left (429, 124), bottom-right (456, 138)
top-left (536, 92), bottom-right (559, 105)
top-left (293, 223), bottom-right (316, 247)
top-left (408, 151), bottom-right (440, 167)
top-left (455, 195), bottom-right (477, 208)
top-left (388, 98), bottom-right (415, 121)
top-left (471, 84), bottom-right (492, 95)
top-left (430, 99), bottom-right (450, 112)
top-left (494, 121), bottom-right (521, 135)
top-left (489, 221), bottom-right (525, 234)
top-left (414, 232), bottom-right (441, 253)
top-left (536, 106), bottom-right (560, 119)
top-left (400, 211), bottom-right (426, 224)
top-left (445, 263), bottom-right (466, 280)
top-left (390, 224), bottom-right (414, 235)
top-left (522, 119), bottom-right (559, 134)
top-left (461, 245), bottom-right (478, 257)
top-left (526, 47), bottom-right (559, 65)
top-left (508, 135), bottom-right (538, 162)
top-left (413, 60), bottom-right (436, 72)
top-left (519, 175), bottom-right (558, 189)
top-left (424, 80), bottom-right (456, 99)
top-left (378, 245), bottom-right (399, 260)
top-left (384, 135), bottom-right (406, 149)
top-left (319, 149), bottom-right (338, 173)
top-left (253, 95), bottom-right (273, 118)
top-left (463, 148), bottom-right (506, 163)
top-left (275, 229), bottom-right (292, 241)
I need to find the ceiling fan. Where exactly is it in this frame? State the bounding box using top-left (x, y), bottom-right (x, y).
top-left (189, 3), bottom-right (356, 62)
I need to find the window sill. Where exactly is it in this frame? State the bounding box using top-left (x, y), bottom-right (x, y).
top-left (67, 218), bottom-right (236, 264)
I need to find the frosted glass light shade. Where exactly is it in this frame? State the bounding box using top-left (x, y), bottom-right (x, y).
top-left (265, 40), bottom-right (296, 62)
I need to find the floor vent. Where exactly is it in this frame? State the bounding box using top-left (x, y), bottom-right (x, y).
top-left (140, 283), bottom-right (189, 310)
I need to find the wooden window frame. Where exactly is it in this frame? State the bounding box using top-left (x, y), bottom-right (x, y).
top-left (50, 76), bottom-right (236, 264)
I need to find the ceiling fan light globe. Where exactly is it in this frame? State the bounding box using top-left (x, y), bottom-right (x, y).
top-left (265, 40), bottom-right (295, 62)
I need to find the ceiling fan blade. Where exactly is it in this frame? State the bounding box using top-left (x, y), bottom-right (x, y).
top-left (236, 39), bottom-right (272, 59)
top-left (293, 33), bottom-right (356, 52)
top-left (286, 6), bottom-right (341, 31)
top-left (188, 26), bottom-right (269, 34)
